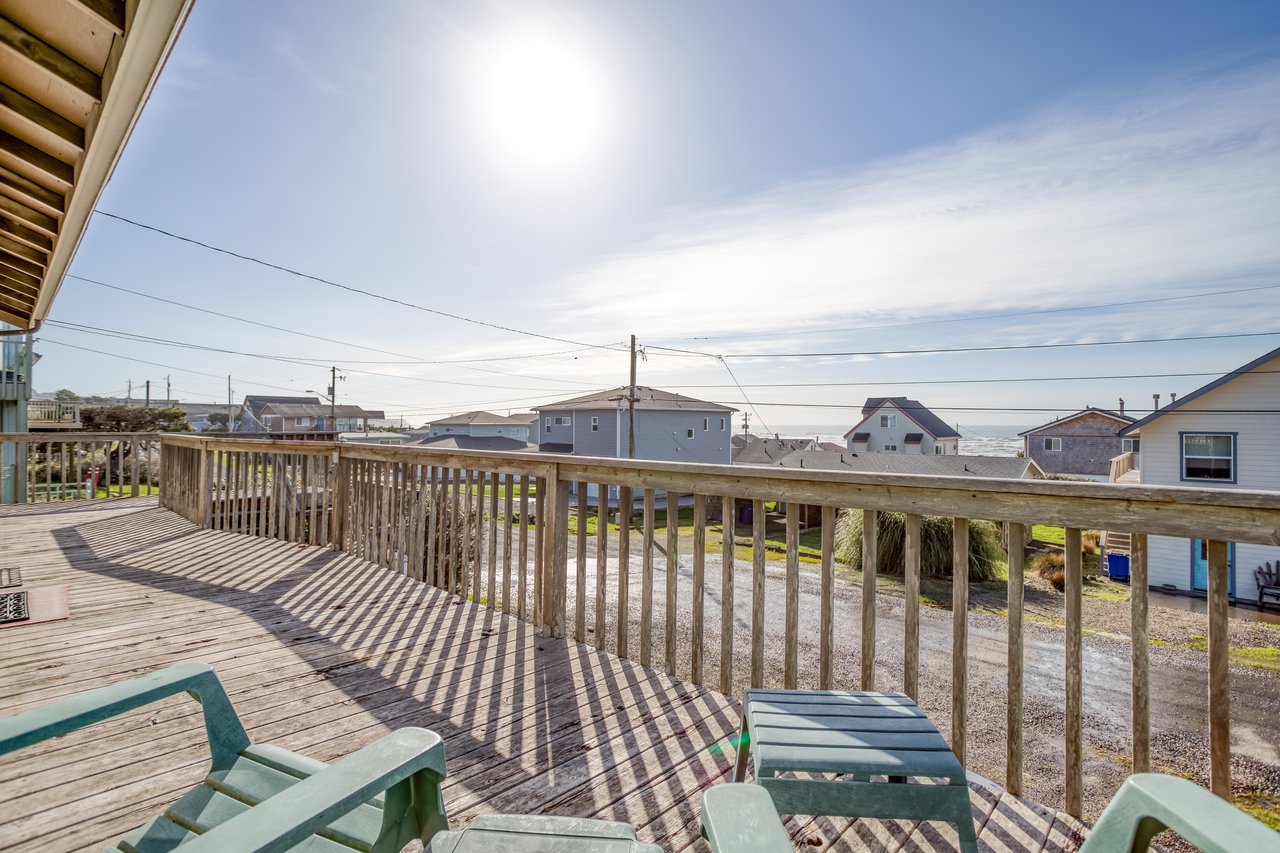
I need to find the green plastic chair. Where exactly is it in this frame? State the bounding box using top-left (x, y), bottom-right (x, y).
top-left (0, 661), bottom-right (449, 852)
top-left (699, 784), bottom-right (795, 853)
top-left (1078, 773), bottom-right (1280, 852)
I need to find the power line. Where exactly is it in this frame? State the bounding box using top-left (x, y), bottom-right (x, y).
top-left (661, 368), bottom-right (1280, 389)
top-left (646, 329), bottom-right (1280, 360)
top-left (671, 281), bottom-right (1280, 342)
top-left (699, 399), bottom-right (1280, 415)
top-left (93, 210), bottom-right (626, 352)
top-left (716, 356), bottom-right (771, 435)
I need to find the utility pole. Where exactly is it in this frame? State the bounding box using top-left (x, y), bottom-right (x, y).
top-left (227, 375), bottom-right (233, 431)
top-left (165, 375), bottom-right (171, 405)
top-left (329, 366), bottom-right (338, 432)
top-left (126, 379), bottom-right (132, 406)
top-left (628, 335), bottom-right (637, 459)
top-left (742, 412), bottom-right (750, 436)
top-left (144, 380), bottom-right (151, 408)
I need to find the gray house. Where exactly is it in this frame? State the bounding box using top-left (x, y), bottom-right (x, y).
top-left (535, 386), bottom-right (735, 464)
top-left (844, 397), bottom-right (961, 455)
top-left (425, 411), bottom-right (535, 443)
top-left (1020, 407), bottom-right (1135, 481)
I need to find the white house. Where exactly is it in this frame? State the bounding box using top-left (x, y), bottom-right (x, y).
top-left (843, 397), bottom-right (960, 455)
top-left (1117, 346), bottom-right (1280, 603)
top-left (425, 411), bottom-right (535, 443)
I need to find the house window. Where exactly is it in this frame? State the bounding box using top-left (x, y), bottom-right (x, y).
top-left (1043, 437), bottom-right (1062, 451)
top-left (1182, 433), bottom-right (1235, 482)
top-left (935, 445), bottom-right (943, 455)
top-left (591, 416), bottom-right (599, 432)
top-left (545, 417), bottom-right (551, 433)
top-left (554, 416), bottom-right (571, 426)
top-left (703, 417), bottom-right (709, 431)
top-left (295, 417), bottom-right (309, 427)
top-left (1122, 438), bottom-right (1140, 453)
top-left (880, 414), bottom-right (896, 428)
top-left (884, 444), bottom-right (897, 452)
top-left (687, 428), bottom-right (695, 439)
top-left (719, 418), bottom-right (726, 430)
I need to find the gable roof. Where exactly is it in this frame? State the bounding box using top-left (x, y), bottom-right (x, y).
top-left (843, 397), bottom-right (960, 440)
top-left (535, 386), bottom-right (736, 413)
top-left (1120, 345), bottom-right (1280, 436)
top-left (732, 437), bottom-right (816, 465)
top-left (428, 411), bottom-right (531, 427)
top-left (1019, 407), bottom-right (1134, 436)
top-left (415, 435), bottom-right (536, 452)
top-left (772, 450), bottom-right (1043, 479)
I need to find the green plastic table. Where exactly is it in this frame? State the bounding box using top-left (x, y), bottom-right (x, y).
top-left (426, 814), bottom-right (661, 852)
top-left (733, 688), bottom-right (977, 852)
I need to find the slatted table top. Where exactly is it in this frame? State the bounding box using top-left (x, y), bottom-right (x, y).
top-left (743, 689), bottom-right (966, 783)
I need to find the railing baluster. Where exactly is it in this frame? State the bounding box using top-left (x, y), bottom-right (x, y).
top-left (752, 498), bottom-right (765, 688)
top-left (665, 489), bottom-right (679, 676)
top-left (1064, 526), bottom-right (1083, 816)
top-left (425, 466), bottom-right (439, 586)
top-left (468, 469), bottom-right (480, 599)
top-left (692, 494), bottom-right (706, 685)
top-left (820, 505), bottom-right (835, 690)
top-left (617, 486), bottom-right (631, 658)
top-left (535, 477), bottom-right (547, 630)
top-left (784, 501), bottom-right (799, 689)
top-left (487, 475), bottom-right (499, 607)
top-left (1006, 521), bottom-right (1026, 796)
top-left (862, 508), bottom-right (877, 690)
top-left (595, 482), bottom-right (608, 650)
top-left (904, 513), bottom-right (921, 700)
top-left (576, 481), bottom-right (588, 641)
top-left (549, 477), bottom-right (569, 638)
top-left (1207, 538), bottom-right (1232, 800)
top-left (518, 475), bottom-right (529, 619)
top-left (952, 516), bottom-right (970, 767)
top-left (449, 467), bottom-right (462, 593)
top-left (641, 488), bottom-right (655, 667)
top-left (502, 476), bottom-right (513, 612)
top-left (720, 495), bottom-right (735, 694)
top-left (1130, 532), bottom-right (1150, 773)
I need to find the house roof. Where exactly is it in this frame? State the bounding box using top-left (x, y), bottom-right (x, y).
top-left (771, 450), bottom-right (1043, 479)
top-left (415, 435), bottom-right (536, 452)
top-left (732, 437), bottom-right (816, 465)
top-left (428, 411), bottom-right (532, 427)
top-left (538, 442), bottom-right (574, 454)
top-left (265, 403), bottom-right (377, 419)
top-left (904, 433), bottom-right (923, 444)
top-left (849, 432), bottom-right (870, 442)
top-left (1119, 345), bottom-right (1280, 436)
top-left (535, 386), bottom-right (736, 413)
top-left (844, 398), bottom-right (960, 440)
top-left (0, 0), bottom-right (194, 330)
top-left (1018, 407), bottom-right (1134, 436)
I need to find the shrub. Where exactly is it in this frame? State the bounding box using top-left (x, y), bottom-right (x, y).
top-left (833, 510), bottom-right (1005, 582)
top-left (1082, 530), bottom-right (1100, 554)
top-left (1032, 552), bottom-right (1066, 591)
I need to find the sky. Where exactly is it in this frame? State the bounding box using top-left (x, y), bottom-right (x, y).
top-left (30, 0), bottom-right (1280, 431)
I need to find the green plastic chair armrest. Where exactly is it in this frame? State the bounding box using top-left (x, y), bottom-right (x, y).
top-left (178, 728), bottom-right (448, 853)
top-left (1079, 773), bottom-right (1280, 853)
top-left (700, 784), bottom-right (793, 853)
top-left (0, 662), bottom-right (249, 768)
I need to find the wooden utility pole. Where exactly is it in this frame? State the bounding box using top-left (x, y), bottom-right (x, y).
top-left (165, 375), bottom-right (171, 405)
top-left (628, 335), bottom-right (637, 459)
top-left (144, 380), bottom-right (151, 408)
top-left (329, 366), bottom-right (338, 431)
top-left (227, 375), bottom-right (233, 430)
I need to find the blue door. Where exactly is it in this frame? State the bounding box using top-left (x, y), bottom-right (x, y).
top-left (1191, 539), bottom-right (1236, 596)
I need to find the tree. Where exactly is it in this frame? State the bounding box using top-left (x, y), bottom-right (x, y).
top-left (81, 405), bottom-right (193, 433)
top-left (207, 412), bottom-right (229, 430)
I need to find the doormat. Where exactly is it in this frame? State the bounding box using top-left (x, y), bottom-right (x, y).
top-left (0, 568), bottom-right (20, 588)
top-left (0, 586), bottom-right (69, 629)
top-left (0, 591), bottom-right (27, 624)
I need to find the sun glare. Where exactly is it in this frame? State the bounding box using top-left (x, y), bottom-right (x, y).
top-left (470, 29), bottom-right (616, 173)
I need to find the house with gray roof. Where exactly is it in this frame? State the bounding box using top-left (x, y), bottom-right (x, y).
top-left (843, 397), bottom-right (960, 455)
top-left (235, 396), bottom-right (383, 435)
top-left (732, 436), bottom-right (817, 465)
top-left (773, 449), bottom-right (1042, 479)
top-left (1019, 406), bottom-right (1135, 481)
top-left (535, 386), bottom-right (735, 464)
top-left (425, 411), bottom-right (536, 443)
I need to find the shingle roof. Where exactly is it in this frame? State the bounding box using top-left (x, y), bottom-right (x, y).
top-left (535, 386), bottom-right (736, 413)
top-left (427, 411), bottom-right (531, 427)
top-left (732, 437), bottom-right (816, 465)
top-left (1119, 345), bottom-right (1280, 436)
top-left (848, 398), bottom-right (960, 440)
top-left (771, 450), bottom-right (1042, 479)
top-left (1018, 407), bottom-right (1134, 437)
top-left (415, 435), bottom-right (536, 452)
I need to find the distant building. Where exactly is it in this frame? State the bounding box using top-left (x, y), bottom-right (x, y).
top-left (534, 386), bottom-right (735, 464)
top-left (1019, 407), bottom-right (1135, 481)
top-left (772, 449), bottom-right (1042, 479)
top-left (843, 397), bottom-right (961, 455)
top-left (235, 396), bottom-right (383, 435)
top-left (414, 434), bottom-right (536, 453)
top-left (733, 437), bottom-right (817, 465)
top-left (425, 411), bottom-right (536, 443)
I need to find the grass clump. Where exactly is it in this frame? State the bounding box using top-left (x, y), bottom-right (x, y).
top-left (833, 510), bottom-right (1005, 582)
top-left (1032, 551), bottom-right (1066, 591)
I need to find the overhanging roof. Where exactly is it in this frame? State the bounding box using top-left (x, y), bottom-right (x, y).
top-left (0, 0), bottom-right (192, 331)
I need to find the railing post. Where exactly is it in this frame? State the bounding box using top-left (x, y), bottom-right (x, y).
top-left (1006, 521), bottom-right (1025, 796)
top-left (330, 450), bottom-right (347, 550)
top-left (1064, 526), bottom-right (1084, 817)
top-left (951, 517), bottom-right (969, 766)
top-left (541, 466), bottom-right (569, 638)
top-left (197, 440), bottom-right (211, 528)
top-left (1207, 538), bottom-right (1232, 800)
top-left (1130, 532), bottom-right (1150, 773)
top-left (861, 508), bottom-right (878, 690)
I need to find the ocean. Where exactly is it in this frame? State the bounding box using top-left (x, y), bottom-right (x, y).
top-left (767, 424), bottom-right (1031, 457)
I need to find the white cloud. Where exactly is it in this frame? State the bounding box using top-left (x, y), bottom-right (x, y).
top-left (550, 58), bottom-right (1280, 345)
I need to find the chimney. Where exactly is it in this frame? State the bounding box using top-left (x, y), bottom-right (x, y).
top-left (1170, 392), bottom-right (1177, 403)
top-left (1118, 397), bottom-right (1125, 415)
top-left (1153, 393), bottom-right (1160, 411)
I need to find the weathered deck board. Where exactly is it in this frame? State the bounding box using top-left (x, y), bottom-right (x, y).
top-left (0, 499), bottom-right (1075, 851)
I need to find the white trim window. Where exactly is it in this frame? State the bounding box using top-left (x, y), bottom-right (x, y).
top-left (934, 445), bottom-right (943, 455)
top-left (880, 414), bottom-right (896, 428)
top-left (295, 416), bottom-right (309, 427)
top-left (1182, 433), bottom-right (1234, 481)
top-left (554, 416), bottom-right (572, 426)
top-left (884, 444), bottom-right (898, 452)
top-left (702, 417), bottom-right (709, 431)
top-left (591, 416), bottom-right (599, 432)
top-left (545, 416), bottom-right (551, 433)
top-left (1121, 438), bottom-right (1140, 453)
top-left (1043, 437), bottom-right (1062, 451)
top-left (719, 417), bottom-right (726, 430)
top-left (686, 428), bottom-right (695, 439)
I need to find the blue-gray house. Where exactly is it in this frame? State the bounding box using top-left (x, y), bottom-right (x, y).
top-left (534, 386), bottom-right (735, 464)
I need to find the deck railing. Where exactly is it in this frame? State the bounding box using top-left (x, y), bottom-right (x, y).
top-left (156, 435), bottom-right (1280, 817)
top-left (0, 432), bottom-right (160, 503)
top-left (26, 400), bottom-right (82, 429)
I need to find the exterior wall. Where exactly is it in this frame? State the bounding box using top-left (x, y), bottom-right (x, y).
top-left (1137, 355), bottom-right (1280, 598)
top-left (431, 423), bottom-right (531, 442)
top-left (544, 407), bottom-right (732, 463)
top-left (571, 408), bottom-right (625, 458)
top-left (1024, 412), bottom-right (1130, 476)
top-left (538, 408), bottom-right (576, 446)
top-left (845, 403), bottom-right (956, 454)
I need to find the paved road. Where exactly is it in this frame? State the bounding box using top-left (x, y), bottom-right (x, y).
top-left (547, 541), bottom-right (1279, 817)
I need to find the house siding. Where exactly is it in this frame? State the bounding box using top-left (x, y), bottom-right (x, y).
top-left (1136, 355), bottom-right (1280, 601)
top-left (432, 423), bottom-right (531, 442)
top-left (846, 402), bottom-right (958, 454)
top-left (540, 406), bottom-right (731, 463)
top-left (538, 409), bottom-right (576, 446)
top-left (1024, 412), bottom-right (1130, 477)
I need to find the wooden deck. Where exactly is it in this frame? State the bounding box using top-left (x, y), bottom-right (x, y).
top-left (0, 499), bottom-right (1086, 851)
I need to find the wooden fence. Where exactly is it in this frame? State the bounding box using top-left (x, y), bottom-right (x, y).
top-left (1, 432), bottom-right (160, 503)
top-left (157, 435), bottom-right (1280, 816)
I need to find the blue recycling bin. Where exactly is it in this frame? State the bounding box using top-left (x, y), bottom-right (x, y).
top-left (1107, 552), bottom-right (1131, 582)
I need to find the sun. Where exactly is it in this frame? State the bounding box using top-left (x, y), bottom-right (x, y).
top-left (469, 28), bottom-right (616, 174)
